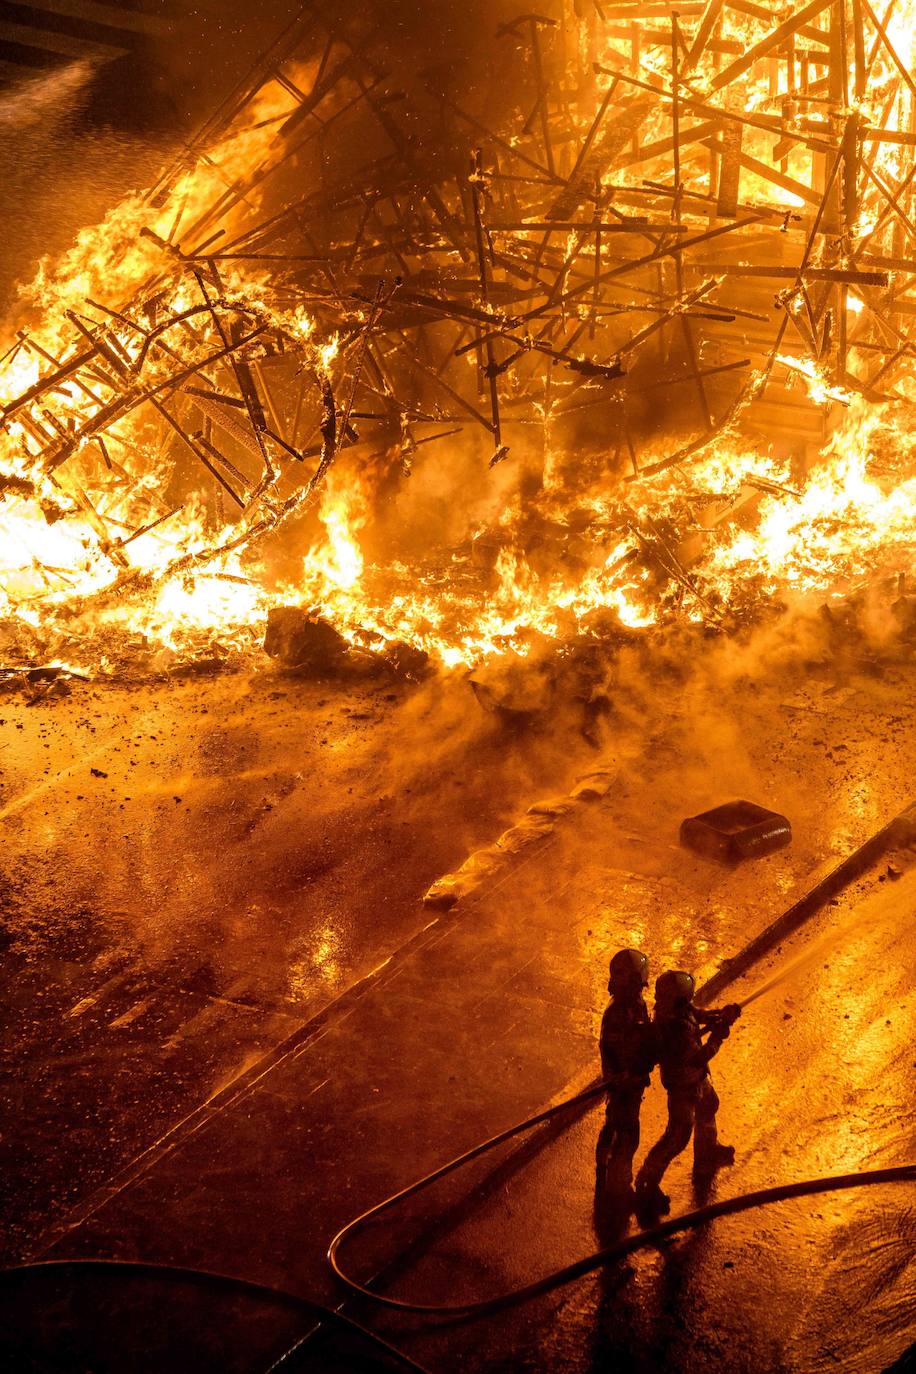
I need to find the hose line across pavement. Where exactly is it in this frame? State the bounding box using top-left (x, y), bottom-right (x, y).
top-left (10, 816), bottom-right (916, 1360)
top-left (327, 1075), bottom-right (916, 1319)
top-left (324, 810), bottom-right (914, 1318)
top-left (4, 1119), bottom-right (913, 1372)
top-left (0, 1257), bottom-right (432, 1374)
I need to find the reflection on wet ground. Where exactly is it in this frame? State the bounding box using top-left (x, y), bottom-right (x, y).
top-left (0, 667), bottom-right (595, 1258)
top-left (0, 61), bottom-right (173, 312)
top-left (390, 853), bottom-right (916, 1374)
top-left (2, 657), bottom-right (914, 1371)
top-left (347, 668), bottom-right (916, 1374)
top-left (0, 3), bottom-right (298, 311)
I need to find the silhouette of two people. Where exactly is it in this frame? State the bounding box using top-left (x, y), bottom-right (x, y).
top-left (596, 950), bottom-right (740, 1227)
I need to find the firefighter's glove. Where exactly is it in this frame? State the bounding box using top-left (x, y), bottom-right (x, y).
top-left (709, 1005), bottom-right (741, 1045)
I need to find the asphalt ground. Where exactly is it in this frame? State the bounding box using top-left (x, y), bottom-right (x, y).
top-left (377, 844), bottom-right (916, 1374)
top-left (2, 649), bottom-right (915, 1370)
top-left (0, 665), bottom-right (598, 1266)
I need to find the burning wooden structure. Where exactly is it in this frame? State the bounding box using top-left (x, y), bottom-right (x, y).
top-left (1, 0), bottom-right (915, 673)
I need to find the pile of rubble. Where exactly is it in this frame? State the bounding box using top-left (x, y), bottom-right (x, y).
top-left (263, 605), bottom-right (429, 680)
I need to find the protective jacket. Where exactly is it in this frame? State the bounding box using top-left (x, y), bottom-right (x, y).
top-left (599, 998), bottom-right (657, 1090)
top-left (656, 1006), bottom-right (724, 1093)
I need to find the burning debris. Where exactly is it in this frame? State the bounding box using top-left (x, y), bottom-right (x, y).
top-left (263, 606), bottom-right (352, 671)
top-left (2, 2), bottom-right (916, 678)
top-left (263, 605), bottom-right (430, 680)
top-left (0, 661), bottom-right (89, 706)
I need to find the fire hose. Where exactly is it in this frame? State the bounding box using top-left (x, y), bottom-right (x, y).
top-left (7, 866), bottom-right (916, 1368)
top-left (3, 1106), bottom-right (913, 1374)
top-left (0, 1257), bottom-right (431, 1374)
top-left (326, 1090), bottom-right (915, 1319)
top-left (326, 966), bottom-right (915, 1319)
top-left (5, 981), bottom-right (913, 1371)
top-left (5, 1158), bottom-right (912, 1373)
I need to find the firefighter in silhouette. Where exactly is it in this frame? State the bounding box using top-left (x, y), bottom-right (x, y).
top-left (596, 949), bottom-right (657, 1202)
top-left (634, 970), bottom-right (740, 1222)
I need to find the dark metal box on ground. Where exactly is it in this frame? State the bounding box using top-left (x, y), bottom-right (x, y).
top-left (680, 800), bottom-right (791, 863)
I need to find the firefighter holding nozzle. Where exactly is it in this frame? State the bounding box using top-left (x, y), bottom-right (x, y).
top-left (633, 969), bottom-right (741, 1223)
top-left (596, 948), bottom-right (658, 1204)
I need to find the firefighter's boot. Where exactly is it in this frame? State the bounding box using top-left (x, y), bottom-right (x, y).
top-left (634, 1180), bottom-right (670, 1225)
top-left (693, 1142), bottom-right (735, 1177)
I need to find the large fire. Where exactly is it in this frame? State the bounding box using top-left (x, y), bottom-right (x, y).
top-left (2, 3), bottom-right (915, 675)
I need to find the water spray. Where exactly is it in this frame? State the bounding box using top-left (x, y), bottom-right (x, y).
top-left (735, 873), bottom-right (908, 1012)
top-left (325, 842), bottom-right (915, 1322)
top-left (736, 938), bottom-right (837, 1011)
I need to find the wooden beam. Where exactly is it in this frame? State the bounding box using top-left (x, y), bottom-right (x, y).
top-left (709, 0), bottom-right (833, 91)
top-left (709, 265), bottom-right (888, 283)
top-left (716, 122), bottom-right (743, 216)
top-left (859, 0), bottom-right (916, 103)
top-left (684, 0), bottom-right (724, 72)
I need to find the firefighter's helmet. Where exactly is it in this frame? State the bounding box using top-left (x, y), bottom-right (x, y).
top-left (654, 970), bottom-right (695, 1016)
top-left (608, 948), bottom-right (649, 995)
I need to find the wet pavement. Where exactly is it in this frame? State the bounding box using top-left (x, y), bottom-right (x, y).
top-left (2, 652), bottom-right (915, 1371)
top-left (0, 667), bottom-right (597, 1265)
top-left (0, 2), bottom-right (299, 313)
top-left (382, 848), bottom-right (916, 1374)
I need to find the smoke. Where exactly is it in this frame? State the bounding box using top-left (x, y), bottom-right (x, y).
top-left (0, 63), bottom-right (174, 314)
top-left (382, 426), bottom-right (528, 556)
top-left (515, 571), bottom-right (905, 829)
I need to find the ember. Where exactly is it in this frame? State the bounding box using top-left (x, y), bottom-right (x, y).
top-left (2, 2), bottom-right (916, 675)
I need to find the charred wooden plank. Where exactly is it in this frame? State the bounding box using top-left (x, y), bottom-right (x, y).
top-left (709, 0), bottom-right (833, 90)
top-left (149, 397), bottom-right (245, 508)
top-left (716, 121), bottom-right (743, 216)
top-left (546, 96), bottom-right (656, 221)
top-left (712, 265), bottom-right (888, 283)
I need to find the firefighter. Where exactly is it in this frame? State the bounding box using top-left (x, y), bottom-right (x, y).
top-left (596, 948), bottom-right (657, 1203)
top-left (633, 970), bottom-right (740, 1223)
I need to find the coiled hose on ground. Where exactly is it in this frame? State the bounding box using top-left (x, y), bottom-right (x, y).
top-left (326, 1074), bottom-right (916, 1317)
top-left (4, 1089), bottom-right (913, 1371)
top-left (8, 918), bottom-right (916, 1366)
